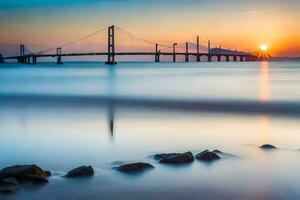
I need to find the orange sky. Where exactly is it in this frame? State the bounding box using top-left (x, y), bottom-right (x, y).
top-left (0, 0), bottom-right (299, 56)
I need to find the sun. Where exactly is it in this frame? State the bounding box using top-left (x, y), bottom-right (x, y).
top-left (260, 44), bottom-right (268, 51)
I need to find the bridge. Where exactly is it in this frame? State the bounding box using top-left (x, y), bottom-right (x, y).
top-left (0, 25), bottom-right (258, 64)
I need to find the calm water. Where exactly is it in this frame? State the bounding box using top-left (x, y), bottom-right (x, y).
top-left (1, 61), bottom-right (300, 200)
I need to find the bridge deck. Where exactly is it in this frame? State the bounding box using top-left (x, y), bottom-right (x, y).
top-left (3, 52), bottom-right (251, 60)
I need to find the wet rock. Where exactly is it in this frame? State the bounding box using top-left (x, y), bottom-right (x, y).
top-left (0, 165), bottom-right (50, 184)
top-left (260, 144), bottom-right (277, 150)
top-left (117, 162), bottom-right (154, 173)
top-left (0, 178), bottom-right (20, 193)
top-left (0, 177), bottom-right (19, 186)
top-left (195, 150), bottom-right (221, 161)
top-left (0, 186), bottom-right (15, 193)
top-left (45, 171), bottom-right (52, 177)
top-left (23, 174), bottom-right (48, 184)
top-left (159, 152), bottom-right (194, 164)
top-left (154, 153), bottom-right (180, 160)
top-left (64, 166), bottom-right (94, 178)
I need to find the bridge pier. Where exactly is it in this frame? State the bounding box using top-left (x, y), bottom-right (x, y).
top-left (240, 56), bottom-right (244, 62)
top-left (208, 55), bottom-right (212, 62)
top-left (233, 55), bottom-right (237, 62)
top-left (234, 50), bottom-right (237, 62)
top-left (106, 25), bottom-right (117, 65)
top-left (155, 51), bottom-right (160, 62)
top-left (226, 55), bottom-right (230, 62)
top-left (57, 56), bottom-right (63, 65)
top-left (185, 42), bottom-right (189, 62)
top-left (0, 54), bottom-right (4, 63)
top-left (196, 36), bottom-right (200, 62)
top-left (218, 46), bottom-right (222, 62)
top-left (24, 56), bottom-right (29, 64)
top-left (19, 57), bottom-right (25, 64)
top-left (32, 56), bottom-right (37, 64)
top-left (56, 47), bottom-right (63, 65)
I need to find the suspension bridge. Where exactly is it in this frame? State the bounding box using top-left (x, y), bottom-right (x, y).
top-left (0, 25), bottom-right (258, 64)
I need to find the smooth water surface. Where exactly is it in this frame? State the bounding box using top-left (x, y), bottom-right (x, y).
top-left (0, 61), bottom-right (300, 200)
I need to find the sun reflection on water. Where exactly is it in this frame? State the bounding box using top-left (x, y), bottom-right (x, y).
top-left (259, 61), bottom-right (270, 102)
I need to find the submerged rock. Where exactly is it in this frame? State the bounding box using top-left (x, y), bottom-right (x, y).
top-left (64, 166), bottom-right (94, 178)
top-left (159, 152), bottom-right (194, 164)
top-left (260, 144), bottom-right (277, 150)
top-left (116, 162), bottom-right (154, 173)
top-left (195, 150), bottom-right (221, 161)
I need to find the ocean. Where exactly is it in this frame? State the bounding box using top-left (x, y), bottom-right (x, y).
top-left (1, 61), bottom-right (300, 200)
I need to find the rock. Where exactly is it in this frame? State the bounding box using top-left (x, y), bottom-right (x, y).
top-left (195, 150), bottom-right (221, 161)
top-left (0, 165), bottom-right (50, 184)
top-left (64, 166), bottom-right (94, 178)
top-left (0, 165), bottom-right (49, 178)
top-left (0, 177), bottom-right (19, 186)
top-left (116, 162), bottom-right (154, 173)
top-left (0, 178), bottom-right (19, 193)
top-left (45, 171), bottom-right (52, 177)
top-left (23, 174), bottom-right (49, 184)
top-left (159, 152), bottom-right (194, 164)
top-left (0, 186), bottom-right (15, 193)
top-left (260, 144), bottom-right (277, 150)
top-left (154, 153), bottom-right (180, 160)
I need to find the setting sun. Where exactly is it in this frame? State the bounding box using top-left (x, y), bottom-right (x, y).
top-left (260, 44), bottom-right (268, 51)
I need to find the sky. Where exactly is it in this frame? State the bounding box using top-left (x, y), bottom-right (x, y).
top-left (0, 0), bottom-right (300, 56)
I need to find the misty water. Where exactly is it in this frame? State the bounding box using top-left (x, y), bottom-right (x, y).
top-left (1, 61), bottom-right (300, 200)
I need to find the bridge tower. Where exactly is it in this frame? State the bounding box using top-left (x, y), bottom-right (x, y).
top-left (19, 44), bottom-right (25, 63)
top-left (155, 44), bottom-right (160, 62)
top-left (20, 44), bottom-right (25, 56)
top-left (185, 42), bottom-right (189, 62)
top-left (196, 36), bottom-right (200, 62)
top-left (208, 40), bottom-right (212, 62)
top-left (106, 25), bottom-right (117, 65)
top-left (173, 43), bottom-right (177, 62)
top-left (56, 47), bottom-right (63, 64)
